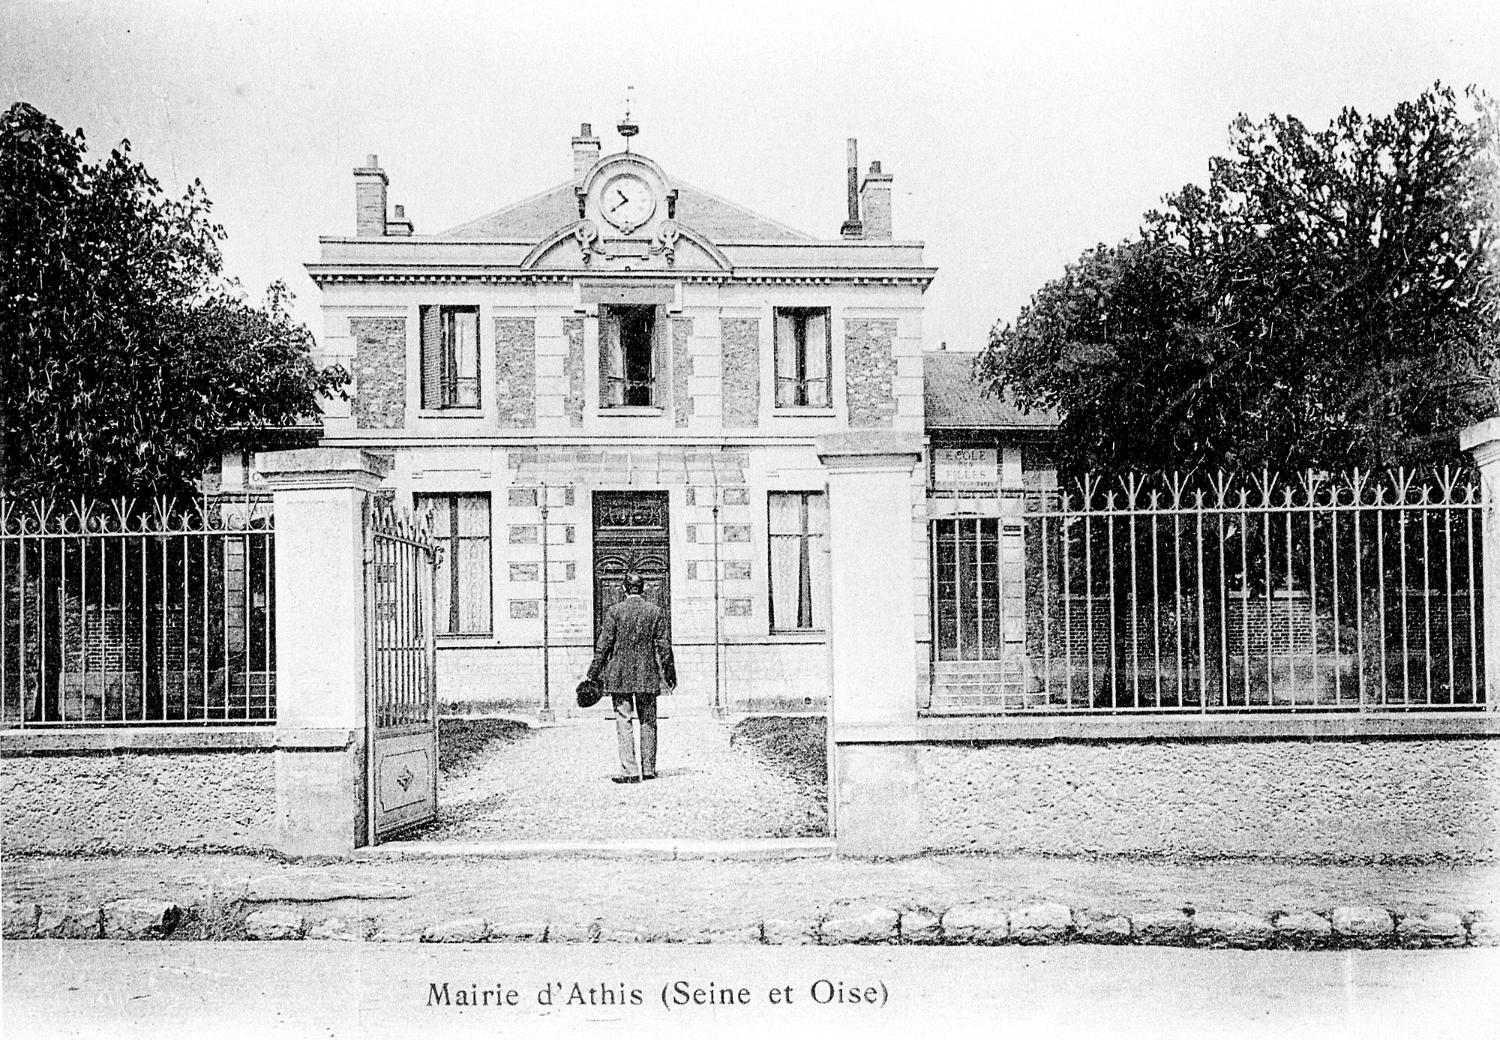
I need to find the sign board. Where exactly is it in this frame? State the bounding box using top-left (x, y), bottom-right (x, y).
top-left (934, 448), bottom-right (998, 489)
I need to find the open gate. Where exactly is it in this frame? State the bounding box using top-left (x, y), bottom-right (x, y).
top-left (365, 501), bottom-right (439, 843)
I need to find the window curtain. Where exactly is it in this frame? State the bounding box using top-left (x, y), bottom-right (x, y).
top-left (455, 494), bottom-right (491, 632)
top-left (803, 312), bottom-right (829, 407)
top-left (775, 311), bottom-right (799, 407)
top-left (450, 309), bottom-right (480, 408)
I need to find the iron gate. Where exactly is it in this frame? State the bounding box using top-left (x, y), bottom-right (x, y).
top-left (365, 501), bottom-right (439, 842)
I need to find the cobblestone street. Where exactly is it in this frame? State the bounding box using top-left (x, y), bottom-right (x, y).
top-left (418, 714), bottom-right (828, 842)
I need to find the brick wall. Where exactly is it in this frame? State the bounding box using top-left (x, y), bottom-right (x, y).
top-left (720, 319), bottom-right (760, 428)
top-left (672, 317), bottom-right (693, 427)
top-left (562, 317), bottom-right (585, 428)
top-left (493, 318), bottom-right (537, 428)
top-left (845, 319), bottom-right (897, 427)
top-left (351, 317), bottom-right (407, 429)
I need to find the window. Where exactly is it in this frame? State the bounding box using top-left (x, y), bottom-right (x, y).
top-left (600, 304), bottom-right (661, 408)
top-left (416, 493), bottom-right (492, 635)
top-left (768, 491), bottom-right (829, 631)
top-left (774, 308), bottom-right (831, 408)
top-left (420, 305), bottom-right (480, 409)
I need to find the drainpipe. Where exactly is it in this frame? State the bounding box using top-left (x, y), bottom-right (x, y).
top-left (539, 483), bottom-right (553, 722)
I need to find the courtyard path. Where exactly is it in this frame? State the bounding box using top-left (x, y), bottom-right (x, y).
top-left (418, 715), bottom-right (827, 842)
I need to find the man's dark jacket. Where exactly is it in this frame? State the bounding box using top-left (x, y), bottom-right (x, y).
top-left (587, 594), bottom-right (677, 693)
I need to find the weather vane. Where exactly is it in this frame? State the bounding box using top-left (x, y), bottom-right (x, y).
top-left (617, 85), bottom-right (639, 153)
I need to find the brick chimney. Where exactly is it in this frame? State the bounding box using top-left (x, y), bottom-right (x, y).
top-left (840, 138), bottom-right (863, 238)
top-left (354, 154), bottom-right (388, 237)
top-left (859, 160), bottom-right (893, 240)
top-left (386, 203), bottom-right (413, 237)
top-left (572, 123), bottom-right (601, 181)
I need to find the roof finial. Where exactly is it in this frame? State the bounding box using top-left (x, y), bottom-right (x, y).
top-left (617, 85), bottom-right (639, 153)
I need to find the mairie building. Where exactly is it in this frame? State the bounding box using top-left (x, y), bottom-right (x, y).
top-left (303, 124), bottom-right (939, 716)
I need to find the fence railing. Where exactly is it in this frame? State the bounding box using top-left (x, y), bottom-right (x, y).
top-left (0, 497), bottom-right (276, 726)
top-left (929, 469), bottom-right (1487, 714)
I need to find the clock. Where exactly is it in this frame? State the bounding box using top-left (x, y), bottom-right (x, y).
top-left (600, 173), bottom-right (655, 233)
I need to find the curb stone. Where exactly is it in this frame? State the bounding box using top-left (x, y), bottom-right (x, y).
top-left (244, 909), bottom-right (306, 940)
top-left (1465, 912), bottom-right (1496, 947)
top-left (306, 917), bottom-right (373, 941)
top-left (422, 917), bottom-right (488, 943)
top-left (102, 899), bottom-right (181, 940)
top-left (1009, 902), bottom-right (1074, 944)
top-left (36, 906), bottom-right (103, 940)
top-left (1191, 911), bottom-right (1274, 949)
top-left (942, 902), bottom-right (1009, 945)
top-left (1075, 909), bottom-right (1132, 943)
top-left (547, 920), bottom-right (600, 943)
top-left (900, 908), bottom-right (943, 945)
top-left (3, 901), bottom-right (39, 939)
top-left (762, 918), bottom-right (815, 945)
top-left (819, 906), bottom-right (899, 945)
top-left (486, 919), bottom-right (547, 942)
top-left (1395, 912), bottom-right (1465, 949)
top-left (1132, 909), bottom-right (1194, 946)
top-left (1272, 911), bottom-right (1333, 948)
top-left (1331, 906), bottom-right (1395, 948)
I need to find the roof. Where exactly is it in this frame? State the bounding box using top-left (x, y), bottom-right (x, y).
top-left (923, 351), bottom-right (1060, 431)
top-left (438, 178), bottom-right (813, 242)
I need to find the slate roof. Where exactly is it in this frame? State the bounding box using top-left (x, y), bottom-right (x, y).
top-left (438, 178), bottom-right (813, 241)
top-left (924, 351), bottom-right (1060, 431)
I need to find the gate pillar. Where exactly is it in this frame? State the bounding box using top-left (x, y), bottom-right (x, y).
top-left (816, 432), bottom-right (924, 856)
top-left (261, 448), bottom-right (392, 856)
top-left (1461, 419), bottom-right (1500, 710)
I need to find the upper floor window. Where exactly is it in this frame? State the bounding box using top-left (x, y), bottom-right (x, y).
top-left (774, 307), bottom-right (831, 409)
top-left (420, 305), bottom-right (480, 410)
top-left (600, 304), bottom-right (661, 408)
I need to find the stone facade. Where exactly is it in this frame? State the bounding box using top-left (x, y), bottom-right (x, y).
top-left (672, 317), bottom-right (693, 427)
top-left (562, 317), bottom-right (585, 428)
top-left (493, 318), bottom-right (537, 428)
top-left (844, 319), bottom-right (898, 427)
top-left (720, 319), bottom-right (760, 428)
top-left (351, 317), bottom-right (406, 429)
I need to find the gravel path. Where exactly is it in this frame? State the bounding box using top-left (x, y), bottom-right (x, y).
top-left (419, 715), bottom-right (827, 842)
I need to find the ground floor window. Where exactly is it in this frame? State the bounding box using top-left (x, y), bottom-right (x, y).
top-left (416, 493), bottom-right (492, 635)
top-left (768, 491), bottom-right (829, 631)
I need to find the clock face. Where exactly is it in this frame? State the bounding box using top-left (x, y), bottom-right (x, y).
top-left (600, 173), bottom-right (655, 232)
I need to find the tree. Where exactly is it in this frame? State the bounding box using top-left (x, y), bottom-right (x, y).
top-left (0, 101), bottom-right (347, 500)
top-left (977, 83), bottom-right (1500, 478)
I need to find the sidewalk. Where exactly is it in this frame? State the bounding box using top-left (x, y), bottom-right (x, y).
top-left (5, 851), bottom-right (1497, 947)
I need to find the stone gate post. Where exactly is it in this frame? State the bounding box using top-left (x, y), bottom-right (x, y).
top-left (816, 432), bottom-right (924, 856)
top-left (260, 448), bottom-right (392, 855)
top-left (1460, 419), bottom-right (1500, 709)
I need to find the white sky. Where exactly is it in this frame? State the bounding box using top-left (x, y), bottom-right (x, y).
top-left (3, 0), bottom-right (1498, 352)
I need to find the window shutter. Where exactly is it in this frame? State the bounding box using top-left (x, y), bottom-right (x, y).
top-left (651, 307), bottom-right (666, 408)
top-left (805, 311), bottom-right (830, 407)
top-left (774, 311), bottom-right (797, 408)
top-left (420, 306), bottom-right (444, 409)
top-left (600, 312), bottom-right (623, 406)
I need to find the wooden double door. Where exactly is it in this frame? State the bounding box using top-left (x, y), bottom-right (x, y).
top-left (592, 491), bottom-right (671, 638)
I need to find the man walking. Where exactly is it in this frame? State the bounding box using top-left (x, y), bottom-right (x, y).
top-left (586, 573), bottom-right (676, 783)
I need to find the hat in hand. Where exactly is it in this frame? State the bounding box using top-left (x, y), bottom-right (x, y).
top-left (575, 678), bottom-right (604, 708)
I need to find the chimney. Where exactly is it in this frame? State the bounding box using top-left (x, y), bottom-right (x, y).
top-left (354, 154), bottom-right (388, 237)
top-left (386, 203), bottom-right (413, 237)
top-left (840, 138), bottom-right (863, 238)
top-left (859, 159), bottom-right (893, 240)
top-left (572, 122), bottom-right (601, 181)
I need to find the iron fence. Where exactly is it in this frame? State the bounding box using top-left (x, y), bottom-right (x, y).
top-left (929, 470), bottom-right (1487, 713)
top-left (0, 496), bottom-right (275, 726)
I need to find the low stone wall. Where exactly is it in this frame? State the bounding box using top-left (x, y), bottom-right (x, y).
top-left (915, 735), bottom-right (1500, 862)
top-left (1, 747), bottom-right (276, 853)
